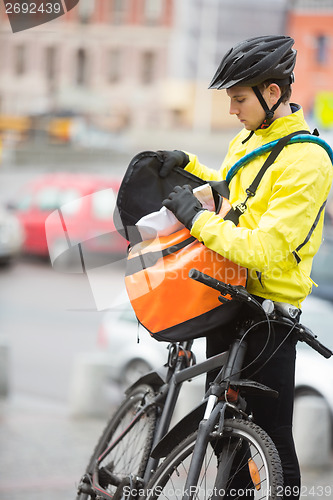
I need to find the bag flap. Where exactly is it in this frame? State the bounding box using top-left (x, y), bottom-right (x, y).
top-left (114, 151), bottom-right (205, 243)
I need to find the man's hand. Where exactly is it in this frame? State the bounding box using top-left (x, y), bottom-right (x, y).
top-left (158, 150), bottom-right (190, 178)
top-left (162, 185), bottom-right (205, 229)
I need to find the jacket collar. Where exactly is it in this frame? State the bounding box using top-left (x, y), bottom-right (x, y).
top-left (253, 104), bottom-right (309, 142)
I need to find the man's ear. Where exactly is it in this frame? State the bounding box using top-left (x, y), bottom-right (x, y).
top-left (267, 83), bottom-right (281, 105)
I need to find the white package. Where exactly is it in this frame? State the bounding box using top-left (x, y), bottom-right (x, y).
top-left (136, 183), bottom-right (215, 240)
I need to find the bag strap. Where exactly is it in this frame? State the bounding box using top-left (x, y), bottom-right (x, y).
top-left (246, 130), bottom-right (310, 197)
top-left (229, 129), bottom-right (327, 278)
top-left (126, 236), bottom-right (195, 276)
top-left (208, 179), bottom-right (230, 199)
top-left (232, 130), bottom-right (310, 221)
top-left (226, 131), bottom-right (333, 184)
top-left (208, 180), bottom-right (242, 223)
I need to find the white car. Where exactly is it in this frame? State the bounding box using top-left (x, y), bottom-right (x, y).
top-left (98, 303), bottom-right (168, 387)
top-left (98, 293), bottom-right (333, 419)
top-left (295, 295), bottom-right (333, 413)
top-left (97, 293), bottom-right (206, 387)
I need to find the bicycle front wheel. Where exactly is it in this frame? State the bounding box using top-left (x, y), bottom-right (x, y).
top-left (76, 384), bottom-right (157, 499)
top-left (143, 419), bottom-right (283, 500)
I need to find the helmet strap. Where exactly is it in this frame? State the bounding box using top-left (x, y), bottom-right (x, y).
top-left (252, 85), bottom-right (284, 129)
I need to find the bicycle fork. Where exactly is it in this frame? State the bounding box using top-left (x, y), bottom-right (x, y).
top-left (182, 401), bottom-right (226, 500)
top-left (182, 338), bottom-right (247, 500)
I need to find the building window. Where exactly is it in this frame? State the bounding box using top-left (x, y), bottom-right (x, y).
top-left (78, 0), bottom-right (93, 23)
top-left (316, 35), bottom-right (328, 64)
top-left (144, 0), bottom-right (163, 25)
top-left (112, 0), bottom-right (128, 24)
top-left (15, 45), bottom-right (26, 76)
top-left (46, 46), bottom-right (56, 82)
top-left (141, 51), bottom-right (155, 85)
top-left (76, 48), bottom-right (88, 86)
top-left (108, 49), bottom-right (121, 83)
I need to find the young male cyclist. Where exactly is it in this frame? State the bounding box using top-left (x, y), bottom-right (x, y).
top-left (159, 36), bottom-right (333, 499)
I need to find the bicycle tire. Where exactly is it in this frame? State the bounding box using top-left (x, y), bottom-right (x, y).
top-left (76, 384), bottom-right (157, 500)
top-left (142, 418), bottom-right (283, 500)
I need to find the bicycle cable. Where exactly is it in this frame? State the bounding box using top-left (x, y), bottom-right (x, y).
top-left (221, 310), bottom-right (272, 384)
top-left (220, 311), bottom-right (298, 385)
top-left (222, 318), bottom-right (297, 387)
top-left (245, 320), bottom-right (297, 380)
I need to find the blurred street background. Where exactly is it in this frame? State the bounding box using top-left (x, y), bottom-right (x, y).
top-left (1, 1), bottom-right (333, 499)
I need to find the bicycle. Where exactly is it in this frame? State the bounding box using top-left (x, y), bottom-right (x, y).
top-left (76, 269), bottom-right (332, 500)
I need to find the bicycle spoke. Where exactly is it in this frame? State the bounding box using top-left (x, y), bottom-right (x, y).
top-left (143, 420), bottom-right (283, 500)
top-left (76, 385), bottom-right (157, 499)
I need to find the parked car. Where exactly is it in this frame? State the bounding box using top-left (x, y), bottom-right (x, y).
top-left (98, 293), bottom-right (333, 420)
top-left (0, 206), bottom-right (24, 266)
top-left (8, 173), bottom-right (127, 267)
top-left (97, 292), bottom-right (207, 387)
top-left (295, 295), bottom-right (333, 409)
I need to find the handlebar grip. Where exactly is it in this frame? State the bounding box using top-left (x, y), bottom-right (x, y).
top-left (188, 268), bottom-right (203, 282)
top-left (305, 337), bottom-right (332, 359)
top-left (297, 326), bottom-right (333, 359)
top-left (189, 269), bottom-right (229, 294)
top-left (189, 268), bottom-right (262, 308)
top-left (307, 341), bottom-right (333, 359)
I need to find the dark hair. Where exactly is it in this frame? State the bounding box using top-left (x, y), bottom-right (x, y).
top-left (258, 80), bottom-right (292, 104)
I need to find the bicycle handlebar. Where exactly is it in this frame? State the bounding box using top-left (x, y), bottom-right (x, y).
top-left (188, 268), bottom-right (259, 308)
top-left (295, 323), bottom-right (333, 359)
top-left (189, 268), bottom-right (333, 359)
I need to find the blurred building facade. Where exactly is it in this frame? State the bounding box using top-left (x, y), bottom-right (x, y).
top-left (167, 0), bottom-right (287, 132)
top-left (0, 0), bottom-right (332, 144)
top-left (287, 0), bottom-right (333, 128)
top-left (0, 0), bottom-right (174, 139)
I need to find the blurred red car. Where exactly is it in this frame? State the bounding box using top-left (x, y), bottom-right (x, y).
top-left (10, 172), bottom-right (127, 267)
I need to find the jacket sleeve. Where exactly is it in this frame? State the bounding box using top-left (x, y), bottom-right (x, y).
top-left (190, 145), bottom-right (333, 273)
top-left (184, 152), bottom-right (222, 182)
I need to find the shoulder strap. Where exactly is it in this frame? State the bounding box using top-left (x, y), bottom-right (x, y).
top-left (233, 130), bottom-right (310, 221)
top-left (245, 130), bottom-right (309, 197)
top-left (226, 131), bottom-right (333, 184)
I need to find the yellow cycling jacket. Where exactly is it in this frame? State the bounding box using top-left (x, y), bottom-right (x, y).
top-left (185, 106), bottom-right (333, 308)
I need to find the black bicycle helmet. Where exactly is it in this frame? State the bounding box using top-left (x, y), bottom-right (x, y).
top-left (209, 35), bottom-right (296, 130)
top-left (209, 35), bottom-right (296, 89)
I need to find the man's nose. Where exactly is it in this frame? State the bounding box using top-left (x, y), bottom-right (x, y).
top-left (229, 102), bottom-right (239, 115)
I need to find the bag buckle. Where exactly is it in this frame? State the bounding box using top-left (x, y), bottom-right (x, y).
top-left (235, 202), bottom-right (247, 214)
top-left (236, 189), bottom-right (255, 215)
top-left (245, 188), bottom-right (255, 198)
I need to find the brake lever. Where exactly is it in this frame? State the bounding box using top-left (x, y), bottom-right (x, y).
top-left (218, 285), bottom-right (264, 313)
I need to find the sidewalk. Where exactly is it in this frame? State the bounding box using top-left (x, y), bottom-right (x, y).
top-left (0, 393), bottom-right (332, 500)
top-left (0, 394), bottom-right (107, 500)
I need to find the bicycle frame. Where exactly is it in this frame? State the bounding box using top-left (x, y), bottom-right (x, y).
top-left (142, 344), bottom-right (231, 485)
top-left (78, 269), bottom-right (333, 500)
top-left (93, 323), bottom-right (277, 500)
top-left (90, 337), bottom-right (239, 498)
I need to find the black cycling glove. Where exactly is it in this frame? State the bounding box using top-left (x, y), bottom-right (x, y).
top-left (158, 150), bottom-right (190, 178)
top-left (162, 185), bottom-right (205, 230)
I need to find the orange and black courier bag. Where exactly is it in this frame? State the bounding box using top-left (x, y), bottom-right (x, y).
top-left (124, 193), bottom-right (247, 342)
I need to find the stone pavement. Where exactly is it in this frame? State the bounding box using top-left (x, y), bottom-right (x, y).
top-left (0, 393), bottom-right (332, 500)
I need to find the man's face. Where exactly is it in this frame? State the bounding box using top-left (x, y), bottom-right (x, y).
top-left (226, 86), bottom-right (266, 131)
